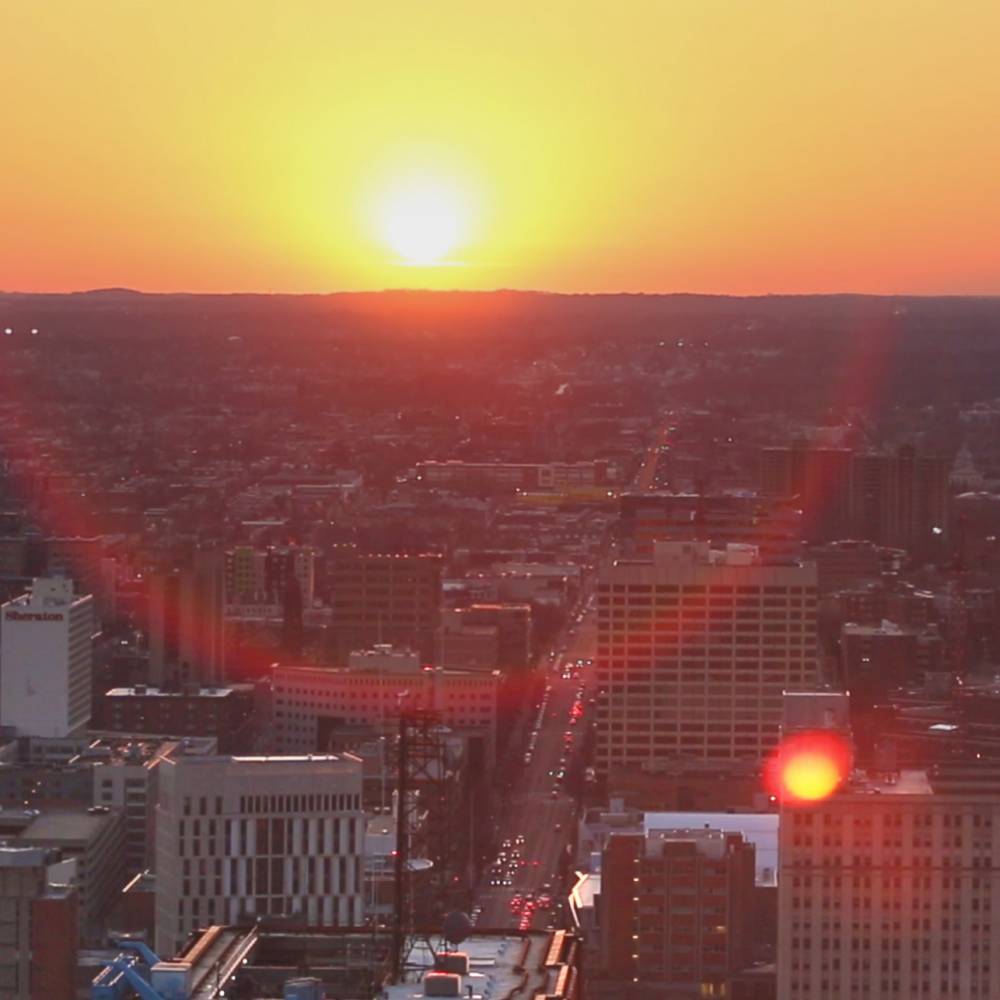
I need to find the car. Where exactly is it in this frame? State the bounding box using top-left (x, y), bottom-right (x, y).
top-left (554, 823), bottom-right (562, 833)
top-left (551, 789), bottom-right (559, 799)
top-left (515, 834), bottom-right (526, 845)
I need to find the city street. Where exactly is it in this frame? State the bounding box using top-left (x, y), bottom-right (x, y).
top-left (474, 606), bottom-right (597, 930)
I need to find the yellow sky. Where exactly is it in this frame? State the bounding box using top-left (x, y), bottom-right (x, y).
top-left (3, 1), bottom-right (999, 294)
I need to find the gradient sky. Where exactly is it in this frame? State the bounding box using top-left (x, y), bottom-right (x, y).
top-left (4, 1), bottom-right (999, 294)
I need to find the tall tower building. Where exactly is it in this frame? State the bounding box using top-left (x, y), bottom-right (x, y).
top-left (759, 443), bottom-right (853, 541)
top-left (778, 766), bottom-right (1000, 1000)
top-left (148, 550), bottom-right (225, 686)
top-left (0, 576), bottom-right (95, 738)
top-left (154, 752), bottom-right (365, 956)
top-left (595, 542), bottom-right (818, 776)
top-left (850, 445), bottom-right (949, 555)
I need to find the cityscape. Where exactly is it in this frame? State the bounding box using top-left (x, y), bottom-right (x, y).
top-left (4, 4), bottom-right (1000, 1000)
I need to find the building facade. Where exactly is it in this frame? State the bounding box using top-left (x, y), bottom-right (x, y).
top-left (778, 769), bottom-right (1000, 999)
top-left (272, 647), bottom-right (499, 762)
top-left (154, 753), bottom-right (365, 955)
top-left (0, 846), bottom-right (78, 1000)
top-left (328, 552), bottom-right (442, 663)
top-left (599, 828), bottom-right (755, 997)
top-left (98, 683), bottom-right (256, 753)
top-left (595, 542), bottom-right (818, 775)
top-left (148, 550), bottom-right (226, 686)
top-left (0, 576), bottom-right (95, 738)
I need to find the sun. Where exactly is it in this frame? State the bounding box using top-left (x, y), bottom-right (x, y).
top-left (375, 176), bottom-right (468, 266)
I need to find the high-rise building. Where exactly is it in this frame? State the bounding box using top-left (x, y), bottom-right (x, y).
top-left (598, 827), bottom-right (756, 998)
top-left (595, 542), bottom-right (818, 776)
top-left (0, 576), bottom-right (95, 738)
top-left (759, 444), bottom-right (853, 541)
top-left (328, 552), bottom-right (442, 662)
top-left (760, 443), bottom-right (949, 553)
top-left (148, 550), bottom-right (225, 686)
top-left (778, 766), bottom-right (1000, 1000)
top-left (154, 753), bottom-right (365, 956)
top-left (850, 446), bottom-right (949, 555)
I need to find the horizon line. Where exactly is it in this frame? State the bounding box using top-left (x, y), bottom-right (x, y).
top-left (4, 286), bottom-right (1000, 300)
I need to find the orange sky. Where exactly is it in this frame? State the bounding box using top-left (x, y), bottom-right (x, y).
top-left (3, 1), bottom-right (999, 295)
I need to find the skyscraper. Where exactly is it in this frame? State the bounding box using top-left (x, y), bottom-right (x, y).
top-left (759, 443), bottom-right (853, 541)
top-left (0, 576), bottom-right (95, 738)
top-left (595, 542), bottom-right (818, 776)
top-left (148, 550), bottom-right (225, 686)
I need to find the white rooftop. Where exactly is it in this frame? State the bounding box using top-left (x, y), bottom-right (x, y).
top-left (644, 812), bottom-right (779, 886)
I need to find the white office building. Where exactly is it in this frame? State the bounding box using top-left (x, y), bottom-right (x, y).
top-left (0, 577), bottom-right (95, 738)
top-left (154, 753), bottom-right (365, 955)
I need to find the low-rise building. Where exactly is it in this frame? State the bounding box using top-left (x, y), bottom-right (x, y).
top-left (273, 646), bottom-right (499, 763)
top-left (97, 683), bottom-right (256, 752)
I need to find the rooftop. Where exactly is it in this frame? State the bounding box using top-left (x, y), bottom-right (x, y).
top-left (845, 769), bottom-right (934, 796)
top-left (16, 808), bottom-right (116, 845)
top-left (105, 685), bottom-right (235, 698)
top-left (644, 811), bottom-right (779, 886)
top-left (385, 932), bottom-right (554, 1000)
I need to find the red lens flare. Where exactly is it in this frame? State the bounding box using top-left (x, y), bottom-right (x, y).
top-left (765, 730), bottom-right (852, 806)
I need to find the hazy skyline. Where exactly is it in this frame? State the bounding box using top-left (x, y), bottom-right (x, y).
top-left (4, 1), bottom-right (1000, 295)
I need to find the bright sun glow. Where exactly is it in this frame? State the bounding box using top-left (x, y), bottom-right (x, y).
top-left (781, 751), bottom-right (842, 802)
top-left (375, 177), bottom-right (469, 266)
top-left (765, 730), bottom-right (852, 806)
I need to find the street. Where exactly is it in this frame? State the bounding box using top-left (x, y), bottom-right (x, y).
top-left (473, 605), bottom-right (597, 930)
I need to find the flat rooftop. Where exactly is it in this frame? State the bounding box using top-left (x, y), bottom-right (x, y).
top-left (385, 933), bottom-right (551, 1000)
top-left (846, 769), bottom-right (934, 796)
top-left (644, 811), bottom-right (779, 886)
top-left (18, 809), bottom-right (115, 844)
top-left (106, 686), bottom-right (234, 698)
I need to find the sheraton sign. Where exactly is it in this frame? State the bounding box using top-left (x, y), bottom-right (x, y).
top-left (4, 610), bottom-right (65, 622)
